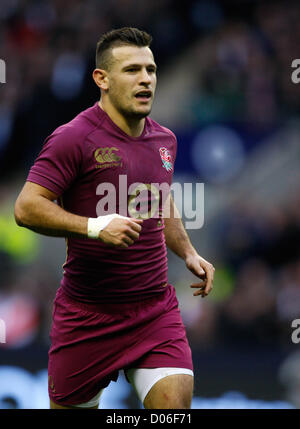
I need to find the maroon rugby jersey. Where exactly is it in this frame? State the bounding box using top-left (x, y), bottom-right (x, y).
top-left (27, 102), bottom-right (177, 303)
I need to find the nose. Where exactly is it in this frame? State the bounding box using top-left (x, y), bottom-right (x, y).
top-left (139, 68), bottom-right (151, 85)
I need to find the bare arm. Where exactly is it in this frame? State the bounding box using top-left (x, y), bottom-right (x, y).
top-left (14, 181), bottom-right (143, 247)
top-left (163, 194), bottom-right (215, 297)
top-left (14, 182), bottom-right (88, 237)
top-left (163, 193), bottom-right (196, 260)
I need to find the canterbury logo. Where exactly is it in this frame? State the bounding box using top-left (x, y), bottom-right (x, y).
top-left (94, 147), bottom-right (121, 163)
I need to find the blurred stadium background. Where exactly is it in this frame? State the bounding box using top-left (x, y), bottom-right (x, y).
top-left (0, 0), bottom-right (300, 409)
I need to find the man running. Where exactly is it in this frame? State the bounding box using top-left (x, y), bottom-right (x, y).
top-left (14, 27), bottom-right (215, 409)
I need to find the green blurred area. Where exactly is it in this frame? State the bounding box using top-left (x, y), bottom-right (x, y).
top-left (0, 214), bottom-right (39, 264)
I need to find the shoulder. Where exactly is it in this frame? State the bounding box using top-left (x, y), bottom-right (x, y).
top-left (147, 117), bottom-right (177, 143)
top-left (48, 104), bottom-right (102, 147)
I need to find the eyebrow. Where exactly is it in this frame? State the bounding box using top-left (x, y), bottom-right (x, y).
top-left (122, 63), bottom-right (157, 71)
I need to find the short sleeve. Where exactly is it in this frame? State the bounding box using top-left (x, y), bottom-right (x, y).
top-left (27, 125), bottom-right (83, 196)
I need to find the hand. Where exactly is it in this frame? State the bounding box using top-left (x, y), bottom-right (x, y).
top-left (99, 217), bottom-right (143, 248)
top-left (185, 253), bottom-right (215, 298)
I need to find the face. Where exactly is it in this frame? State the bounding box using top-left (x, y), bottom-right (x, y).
top-left (103, 45), bottom-right (157, 119)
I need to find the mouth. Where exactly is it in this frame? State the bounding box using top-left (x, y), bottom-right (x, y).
top-left (134, 90), bottom-right (152, 102)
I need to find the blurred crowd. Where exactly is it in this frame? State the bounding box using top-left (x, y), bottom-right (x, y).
top-left (0, 0), bottom-right (197, 176)
top-left (0, 0), bottom-right (300, 405)
top-left (182, 192), bottom-right (300, 351)
top-left (186, 1), bottom-right (300, 129)
top-left (0, 1), bottom-right (300, 174)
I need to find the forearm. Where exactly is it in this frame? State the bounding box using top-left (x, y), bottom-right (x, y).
top-left (163, 195), bottom-right (215, 297)
top-left (15, 193), bottom-right (88, 238)
top-left (163, 196), bottom-right (197, 261)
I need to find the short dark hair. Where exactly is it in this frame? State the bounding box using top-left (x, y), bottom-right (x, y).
top-left (96, 27), bottom-right (152, 70)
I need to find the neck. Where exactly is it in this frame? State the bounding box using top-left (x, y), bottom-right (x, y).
top-left (98, 99), bottom-right (145, 138)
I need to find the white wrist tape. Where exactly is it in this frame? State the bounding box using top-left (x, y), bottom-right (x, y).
top-left (87, 214), bottom-right (127, 239)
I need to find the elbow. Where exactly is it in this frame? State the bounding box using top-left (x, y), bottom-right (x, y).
top-left (14, 198), bottom-right (28, 227)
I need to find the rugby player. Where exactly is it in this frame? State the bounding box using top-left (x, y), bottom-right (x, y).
top-left (14, 27), bottom-right (215, 409)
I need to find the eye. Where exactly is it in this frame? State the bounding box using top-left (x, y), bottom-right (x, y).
top-left (147, 67), bottom-right (156, 73)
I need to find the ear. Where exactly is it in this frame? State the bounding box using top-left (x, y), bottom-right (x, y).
top-left (92, 68), bottom-right (109, 91)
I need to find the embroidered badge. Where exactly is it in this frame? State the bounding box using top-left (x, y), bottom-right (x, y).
top-left (159, 147), bottom-right (173, 172)
top-left (94, 147), bottom-right (122, 169)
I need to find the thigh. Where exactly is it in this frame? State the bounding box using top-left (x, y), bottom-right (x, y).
top-left (127, 285), bottom-right (194, 372)
top-left (50, 388), bottom-right (104, 409)
top-left (144, 373), bottom-right (194, 409)
top-left (50, 399), bottom-right (99, 409)
top-left (48, 288), bottom-right (122, 407)
top-left (126, 367), bottom-right (194, 409)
